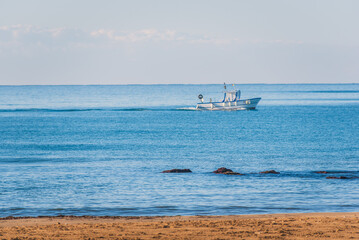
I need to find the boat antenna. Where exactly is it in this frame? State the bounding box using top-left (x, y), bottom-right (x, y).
top-left (224, 82), bottom-right (227, 90)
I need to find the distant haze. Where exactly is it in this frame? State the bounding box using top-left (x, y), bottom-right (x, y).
top-left (0, 0), bottom-right (358, 85)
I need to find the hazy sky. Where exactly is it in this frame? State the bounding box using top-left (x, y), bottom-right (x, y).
top-left (0, 0), bottom-right (358, 85)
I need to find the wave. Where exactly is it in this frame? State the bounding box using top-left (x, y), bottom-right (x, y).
top-left (0, 108), bottom-right (165, 112)
top-left (262, 90), bottom-right (359, 93)
top-left (0, 205), bottom-right (313, 218)
top-left (0, 107), bottom-right (205, 112)
top-left (3, 203), bottom-right (358, 217)
top-left (307, 91), bottom-right (359, 93)
top-left (311, 170), bottom-right (359, 174)
top-left (264, 98), bottom-right (359, 101)
top-left (1, 100), bottom-right (359, 113)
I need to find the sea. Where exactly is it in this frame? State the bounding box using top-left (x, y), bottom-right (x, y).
top-left (0, 84), bottom-right (358, 217)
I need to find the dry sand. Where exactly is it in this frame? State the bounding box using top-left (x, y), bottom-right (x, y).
top-left (0, 212), bottom-right (358, 239)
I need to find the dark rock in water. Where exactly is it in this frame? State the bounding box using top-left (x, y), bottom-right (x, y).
top-left (326, 176), bottom-right (359, 179)
top-left (213, 167), bottom-right (233, 173)
top-left (162, 169), bottom-right (192, 173)
top-left (326, 176), bottom-right (348, 179)
top-left (223, 172), bottom-right (243, 175)
top-left (213, 167), bottom-right (243, 175)
top-left (260, 170), bottom-right (280, 174)
top-left (316, 171), bottom-right (328, 174)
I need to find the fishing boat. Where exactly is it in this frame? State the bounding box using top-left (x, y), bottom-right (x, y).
top-left (196, 83), bottom-right (261, 110)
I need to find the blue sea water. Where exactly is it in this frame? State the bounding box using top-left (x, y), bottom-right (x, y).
top-left (0, 84), bottom-right (358, 217)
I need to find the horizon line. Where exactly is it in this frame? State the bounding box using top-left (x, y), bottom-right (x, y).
top-left (0, 83), bottom-right (358, 86)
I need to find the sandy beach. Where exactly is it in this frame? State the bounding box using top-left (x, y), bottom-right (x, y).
top-left (0, 212), bottom-right (358, 239)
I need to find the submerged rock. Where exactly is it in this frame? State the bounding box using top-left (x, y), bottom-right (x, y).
top-left (213, 167), bottom-right (243, 175)
top-left (326, 176), bottom-right (359, 179)
top-left (162, 169), bottom-right (192, 173)
top-left (326, 176), bottom-right (348, 179)
top-left (315, 171), bottom-right (328, 174)
top-left (260, 170), bottom-right (280, 174)
top-left (213, 167), bottom-right (233, 174)
top-left (222, 172), bottom-right (243, 175)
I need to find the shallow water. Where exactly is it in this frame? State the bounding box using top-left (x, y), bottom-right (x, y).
top-left (0, 84), bottom-right (358, 217)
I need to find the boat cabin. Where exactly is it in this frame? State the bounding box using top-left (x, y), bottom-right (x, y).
top-left (223, 90), bottom-right (241, 102)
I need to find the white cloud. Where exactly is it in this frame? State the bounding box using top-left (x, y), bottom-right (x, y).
top-left (91, 28), bottom-right (182, 42)
top-left (0, 24), bottom-right (304, 53)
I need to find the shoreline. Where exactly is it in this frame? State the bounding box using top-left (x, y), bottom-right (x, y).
top-left (0, 212), bottom-right (358, 239)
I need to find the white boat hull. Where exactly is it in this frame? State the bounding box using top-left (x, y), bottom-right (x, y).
top-left (196, 98), bottom-right (261, 111)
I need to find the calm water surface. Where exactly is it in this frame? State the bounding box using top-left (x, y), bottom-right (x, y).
top-left (0, 84), bottom-right (358, 217)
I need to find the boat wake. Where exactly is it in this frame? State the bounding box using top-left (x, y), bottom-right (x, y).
top-left (0, 107), bottom-right (198, 112)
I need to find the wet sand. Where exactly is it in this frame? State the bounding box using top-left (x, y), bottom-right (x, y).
top-left (0, 212), bottom-right (358, 239)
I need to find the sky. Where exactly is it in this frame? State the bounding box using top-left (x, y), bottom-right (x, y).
top-left (0, 0), bottom-right (358, 85)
